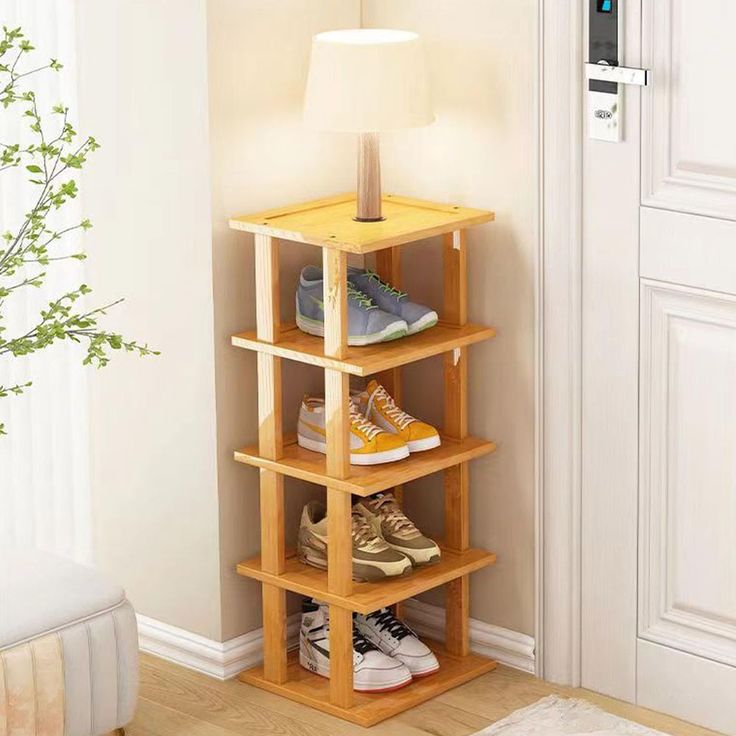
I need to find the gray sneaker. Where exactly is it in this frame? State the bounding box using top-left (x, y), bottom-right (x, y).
top-left (347, 267), bottom-right (438, 336)
top-left (296, 265), bottom-right (408, 345)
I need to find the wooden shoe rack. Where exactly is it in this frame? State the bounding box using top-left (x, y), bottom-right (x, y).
top-left (229, 193), bottom-right (498, 727)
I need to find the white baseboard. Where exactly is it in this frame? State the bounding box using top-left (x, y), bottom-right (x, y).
top-left (136, 613), bottom-right (300, 680)
top-left (138, 599), bottom-right (535, 680)
top-left (401, 598), bottom-right (536, 674)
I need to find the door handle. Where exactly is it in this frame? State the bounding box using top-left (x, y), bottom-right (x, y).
top-left (586, 61), bottom-right (649, 142)
top-left (585, 62), bottom-right (649, 86)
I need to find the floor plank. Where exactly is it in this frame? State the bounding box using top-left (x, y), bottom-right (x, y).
top-left (126, 698), bottom-right (242, 736)
top-left (131, 653), bottom-right (723, 736)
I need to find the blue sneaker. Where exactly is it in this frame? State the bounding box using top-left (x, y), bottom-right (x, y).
top-left (347, 268), bottom-right (438, 336)
top-left (296, 266), bottom-right (408, 345)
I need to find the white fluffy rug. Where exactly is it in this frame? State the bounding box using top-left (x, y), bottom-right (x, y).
top-left (473, 696), bottom-right (669, 736)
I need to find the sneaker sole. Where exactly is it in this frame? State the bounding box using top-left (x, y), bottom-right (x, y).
top-left (406, 311), bottom-right (439, 335)
top-left (297, 433), bottom-right (410, 465)
top-left (407, 434), bottom-right (442, 453)
top-left (296, 310), bottom-right (408, 346)
top-left (299, 652), bottom-right (413, 692)
top-left (297, 543), bottom-right (414, 581)
top-left (411, 663), bottom-right (441, 678)
top-left (388, 543), bottom-right (442, 567)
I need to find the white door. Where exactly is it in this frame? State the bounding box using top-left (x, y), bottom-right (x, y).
top-left (582, 0), bottom-right (736, 733)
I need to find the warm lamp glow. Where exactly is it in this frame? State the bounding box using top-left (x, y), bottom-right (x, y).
top-left (303, 28), bottom-right (434, 221)
top-left (303, 29), bottom-right (434, 133)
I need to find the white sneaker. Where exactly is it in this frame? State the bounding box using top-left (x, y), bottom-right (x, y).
top-left (354, 607), bottom-right (440, 678)
top-left (299, 599), bottom-right (413, 692)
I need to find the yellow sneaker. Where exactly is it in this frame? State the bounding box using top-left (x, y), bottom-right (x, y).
top-left (297, 395), bottom-right (410, 465)
top-left (356, 380), bottom-right (441, 453)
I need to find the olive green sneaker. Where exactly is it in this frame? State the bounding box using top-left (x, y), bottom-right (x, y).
top-left (297, 501), bottom-right (412, 582)
top-left (352, 493), bottom-right (441, 567)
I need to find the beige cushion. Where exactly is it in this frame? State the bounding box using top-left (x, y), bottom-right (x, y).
top-left (0, 547), bottom-right (125, 650)
top-left (0, 547), bottom-right (138, 735)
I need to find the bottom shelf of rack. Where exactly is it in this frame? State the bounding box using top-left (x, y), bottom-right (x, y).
top-left (238, 639), bottom-right (496, 727)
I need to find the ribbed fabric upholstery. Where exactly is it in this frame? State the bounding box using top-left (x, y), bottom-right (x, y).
top-left (0, 600), bottom-right (138, 736)
top-left (0, 634), bottom-right (64, 736)
top-left (0, 549), bottom-right (138, 736)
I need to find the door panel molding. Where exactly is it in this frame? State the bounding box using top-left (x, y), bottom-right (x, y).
top-left (640, 207), bottom-right (736, 295)
top-left (639, 281), bottom-right (736, 668)
top-left (642, 0), bottom-right (736, 220)
top-left (638, 638), bottom-right (736, 734)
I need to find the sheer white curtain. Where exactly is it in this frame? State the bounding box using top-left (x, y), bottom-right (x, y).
top-left (0, 0), bottom-right (92, 563)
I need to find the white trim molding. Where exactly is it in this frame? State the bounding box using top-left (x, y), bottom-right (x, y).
top-left (538, 0), bottom-right (584, 686)
top-left (137, 613), bottom-right (300, 680)
top-left (137, 600), bottom-right (535, 680)
top-left (402, 599), bottom-right (536, 674)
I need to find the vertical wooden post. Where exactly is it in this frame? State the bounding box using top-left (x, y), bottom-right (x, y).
top-left (374, 246), bottom-right (402, 403)
top-left (375, 247), bottom-right (405, 621)
top-left (375, 246), bottom-right (404, 506)
top-left (443, 230), bottom-right (470, 657)
top-left (322, 247), bottom-right (354, 707)
top-left (254, 234), bottom-right (287, 683)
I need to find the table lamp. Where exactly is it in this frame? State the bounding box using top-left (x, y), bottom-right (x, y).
top-left (303, 29), bottom-right (434, 222)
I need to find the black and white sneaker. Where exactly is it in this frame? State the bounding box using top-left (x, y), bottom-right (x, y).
top-left (354, 607), bottom-right (440, 678)
top-left (299, 599), bottom-right (412, 692)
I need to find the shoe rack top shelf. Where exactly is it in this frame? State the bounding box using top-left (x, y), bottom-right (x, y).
top-left (228, 193), bottom-right (495, 254)
top-left (232, 322), bottom-right (496, 376)
top-left (235, 434), bottom-right (496, 496)
top-left (237, 547), bottom-right (496, 614)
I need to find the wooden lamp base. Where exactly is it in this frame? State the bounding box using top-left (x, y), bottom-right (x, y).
top-left (355, 132), bottom-right (384, 222)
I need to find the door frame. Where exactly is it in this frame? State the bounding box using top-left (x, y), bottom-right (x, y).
top-left (536, 0), bottom-right (585, 685)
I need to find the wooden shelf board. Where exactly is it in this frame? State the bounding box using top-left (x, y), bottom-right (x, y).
top-left (236, 547), bottom-right (496, 614)
top-left (229, 193), bottom-right (495, 254)
top-left (234, 434), bottom-right (496, 496)
top-left (238, 639), bottom-right (497, 727)
top-left (232, 322), bottom-right (495, 376)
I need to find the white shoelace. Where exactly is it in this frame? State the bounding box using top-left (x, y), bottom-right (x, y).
top-left (365, 385), bottom-right (415, 430)
top-left (351, 511), bottom-right (388, 551)
top-left (371, 494), bottom-right (419, 538)
top-left (349, 398), bottom-right (382, 440)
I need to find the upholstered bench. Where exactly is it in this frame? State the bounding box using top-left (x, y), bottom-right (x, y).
top-left (0, 547), bottom-right (138, 736)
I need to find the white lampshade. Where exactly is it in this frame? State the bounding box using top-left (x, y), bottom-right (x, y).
top-left (303, 29), bottom-right (434, 133)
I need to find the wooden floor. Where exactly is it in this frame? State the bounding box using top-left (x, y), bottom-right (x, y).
top-left (129, 653), bottom-right (723, 736)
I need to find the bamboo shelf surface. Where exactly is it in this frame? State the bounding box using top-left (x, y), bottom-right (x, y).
top-left (229, 193), bottom-right (494, 254)
top-left (234, 434), bottom-right (496, 496)
top-left (232, 322), bottom-right (496, 376)
top-left (237, 547), bottom-right (496, 614)
top-left (239, 640), bottom-right (497, 727)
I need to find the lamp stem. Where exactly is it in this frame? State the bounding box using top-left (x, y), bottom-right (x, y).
top-left (355, 132), bottom-right (383, 222)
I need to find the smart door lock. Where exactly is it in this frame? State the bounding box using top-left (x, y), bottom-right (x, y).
top-left (587, 0), bottom-right (649, 142)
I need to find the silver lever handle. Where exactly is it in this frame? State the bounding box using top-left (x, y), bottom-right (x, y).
top-left (585, 62), bottom-right (649, 86)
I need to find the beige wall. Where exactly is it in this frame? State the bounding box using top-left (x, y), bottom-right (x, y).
top-left (206, 0), bottom-right (361, 639)
top-left (362, 0), bottom-right (538, 636)
top-left (77, 0), bottom-right (537, 642)
top-left (76, 0), bottom-right (223, 639)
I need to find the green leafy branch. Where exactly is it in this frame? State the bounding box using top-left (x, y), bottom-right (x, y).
top-left (0, 26), bottom-right (158, 435)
